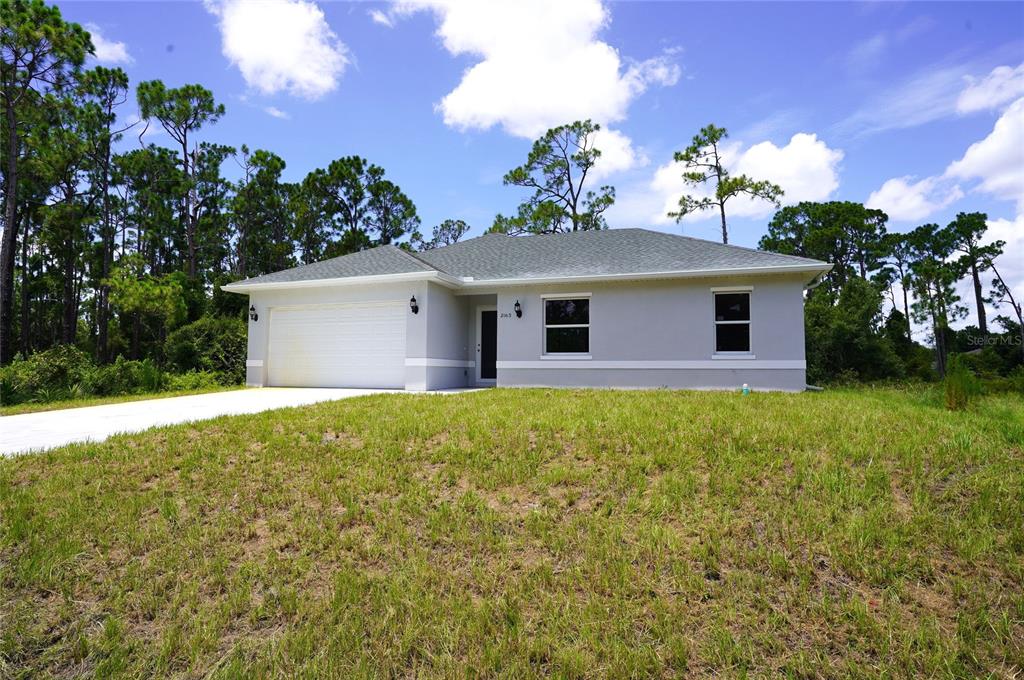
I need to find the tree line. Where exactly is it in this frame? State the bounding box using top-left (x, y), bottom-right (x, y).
top-left (1, 0), bottom-right (1019, 389)
top-left (1, 0), bottom-right (455, 368)
top-left (476, 119), bottom-right (1021, 383)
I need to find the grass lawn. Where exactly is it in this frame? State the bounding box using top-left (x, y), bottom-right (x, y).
top-left (1, 387), bottom-right (1021, 677)
top-left (0, 385), bottom-right (243, 416)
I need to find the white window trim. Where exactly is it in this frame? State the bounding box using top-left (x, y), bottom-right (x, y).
top-left (542, 293), bottom-right (592, 357)
top-left (713, 290), bottom-right (752, 356)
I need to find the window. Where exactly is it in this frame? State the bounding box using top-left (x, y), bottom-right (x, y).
top-left (544, 297), bottom-right (589, 354)
top-left (714, 292), bottom-right (750, 353)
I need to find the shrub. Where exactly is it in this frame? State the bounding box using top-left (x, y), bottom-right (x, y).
top-left (960, 348), bottom-right (1007, 380)
top-left (805, 279), bottom-right (906, 384)
top-left (944, 354), bottom-right (980, 411)
top-left (85, 357), bottom-right (165, 396)
top-left (164, 370), bottom-right (225, 392)
top-left (0, 345), bottom-right (94, 404)
top-left (982, 365), bottom-right (1024, 395)
top-left (0, 343), bottom-right (232, 407)
top-left (165, 316), bottom-right (246, 384)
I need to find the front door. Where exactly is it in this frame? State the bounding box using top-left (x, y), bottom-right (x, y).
top-left (478, 308), bottom-right (497, 382)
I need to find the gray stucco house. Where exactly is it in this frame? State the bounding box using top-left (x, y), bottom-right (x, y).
top-left (224, 228), bottom-right (832, 392)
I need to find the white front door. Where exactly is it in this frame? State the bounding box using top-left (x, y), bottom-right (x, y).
top-left (267, 302), bottom-right (406, 388)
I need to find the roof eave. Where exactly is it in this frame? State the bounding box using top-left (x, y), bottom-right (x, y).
top-left (221, 269), bottom-right (462, 294)
top-left (456, 262), bottom-right (834, 289)
top-left (222, 262), bottom-right (832, 294)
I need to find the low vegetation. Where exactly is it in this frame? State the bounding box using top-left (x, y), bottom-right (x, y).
top-left (1, 387), bottom-right (1021, 677)
top-left (0, 317), bottom-right (244, 408)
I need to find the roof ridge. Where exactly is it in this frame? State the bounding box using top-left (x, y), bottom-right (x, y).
top-left (666, 231), bottom-right (821, 264)
top-left (395, 245), bottom-right (449, 274)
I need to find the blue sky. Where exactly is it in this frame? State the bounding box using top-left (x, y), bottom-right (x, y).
top-left (66, 0), bottom-right (1023, 325)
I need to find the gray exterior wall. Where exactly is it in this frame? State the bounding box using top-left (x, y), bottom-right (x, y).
top-left (490, 275), bottom-right (808, 391)
top-left (240, 272), bottom-right (809, 392)
top-left (413, 282), bottom-right (473, 390)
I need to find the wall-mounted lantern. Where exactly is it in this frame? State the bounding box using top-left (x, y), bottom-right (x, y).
top-left (409, 295), bottom-right (419, 314)
top-left (514, 300), bottom-right (522, 318)
top-left (249, 305), bottom-right (259, 322)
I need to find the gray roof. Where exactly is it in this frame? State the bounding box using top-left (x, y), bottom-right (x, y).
top-left (228, 228), bottom-right (829, 288)
top-left (231, 244), bottom-right (434, 286)
top-left (416, 229), bottom-right (825, 280)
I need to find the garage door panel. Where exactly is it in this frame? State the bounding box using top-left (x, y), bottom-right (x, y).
top-left (267, 302), bottom-right (406, 388)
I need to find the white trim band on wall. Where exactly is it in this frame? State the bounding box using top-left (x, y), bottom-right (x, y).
top-left (246, 359), bottom-right (264, 367)
top-left (405, 358), bottom-right (476, 368)
top-left (496, 360), bottom-right (806, 370)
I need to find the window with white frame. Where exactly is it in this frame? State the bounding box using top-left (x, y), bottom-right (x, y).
top-left (714, 291), bottom-right (751, 353)
top-left (544, 297), bottom-right (590, 354)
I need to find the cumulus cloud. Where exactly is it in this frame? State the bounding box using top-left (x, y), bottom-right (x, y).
top-left (85, 23), bottom-right (133, 64)
top-left (736, 134), bottom-right (843, 205)
top-left (866, 96), bottom-right (1023, 223)
top-left (945, 97), bottom-right (1024, 208)
top-left (610, 133), bottom-right (843, 227)
top-left (387, 0), bottom-right (679, 175)
top-left (982, 212), bottom-right (1024, 313)
top-left (369, 9), bottom-right (393, 27)
top-left (590, 127), bottom-right (648, 181)
top-left (956, 63), bottom-right (1024, 114)
top-left (264, 106), bottom-right (291, 119)
top-left (945, 211), bottom-right (1024, 330)
top-left (658, 133), bottom-right (843, 224)
top-left (865, 176), bottom-right (964, 222)
top-left (204, 0), bottom-right (349, 100)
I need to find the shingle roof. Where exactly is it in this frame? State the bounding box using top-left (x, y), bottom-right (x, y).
top-left (415, 229), bottom-right (825, 280)
top-left (228, 228), bottom-right (829, 288)
top-left (230, 244), bottom-right (434, 286)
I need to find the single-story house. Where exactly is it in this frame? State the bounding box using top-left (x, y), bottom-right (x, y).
top-left (223, 228), bottom-right (832, 392)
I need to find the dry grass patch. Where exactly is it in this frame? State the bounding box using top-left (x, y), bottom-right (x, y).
top-left (1, 386), bottom-right (1022, 677)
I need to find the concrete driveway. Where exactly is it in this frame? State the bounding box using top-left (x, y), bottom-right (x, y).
top-left (1, 387), bottom-right (396, 456)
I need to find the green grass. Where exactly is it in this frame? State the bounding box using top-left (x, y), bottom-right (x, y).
top-left (0, 385), bottom-right (243, 416)
top-left (1, 387), bottom-right (1021, 677)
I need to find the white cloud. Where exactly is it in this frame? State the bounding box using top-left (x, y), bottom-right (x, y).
top-left (865, 96), bottom-right (1023, 224)
top-left (123, 112), bottom-right (165, 141)
top-left (945, 97), bottom-right (1024, 208)
top-left (956, 63), bottom-right (1024, 114)
top-left (947, 211), bottom-right (1024, 330)
top-left (836, 62), bottom-right (974, 137)
top-left (264, 106), bottom-right (291, 119)
top-left (369, 9), bottom-right (393, 27)
top-left (661, 133), bottom-right (843, 224)
top-left (835, 48), bottom-right (1019, 138)
top-left (388, 0), bottom-right (679, 175)
top-left (611, 132), bottom-right (843, 227)
top-left (865, 176), bottom-right (964, 222)
top-left (204, 0), bottom-right (349, 100)
top-left (845, 17), bottom-right (932, 76)
top-left (982, 213), bottom-right (1024, 318)
top-left (735, 134), bottom-right (843, 206)
top-left (846, 33), bottom-right (888, 74)
top-left (590, 127), bottom-right (647, 181)
top-left (85, 23), bottom-right (133, 64)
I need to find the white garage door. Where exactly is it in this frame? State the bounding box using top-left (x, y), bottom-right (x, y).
top-left (267, 302), bottom-right (406, 388)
